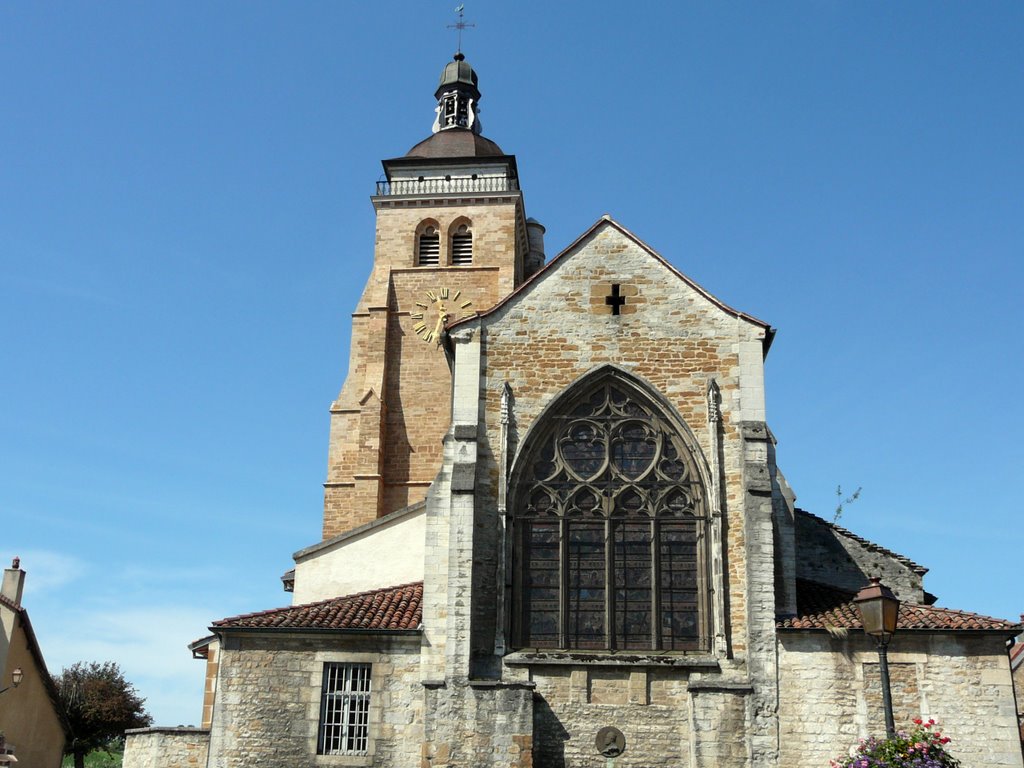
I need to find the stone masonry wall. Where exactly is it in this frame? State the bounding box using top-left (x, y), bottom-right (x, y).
top-left (778, 632), bottom-right (1024, 768)
top-left (206, 633), bottom-right (423, 768)
top-left (530, 666), bottom-right (692, 767)
top-left (324, 198), bottom-right (524, 538)
top-left (474, 222), bottom-right (770, 661)
top-left (124, 729), bottom-right (209, 768)
top-left (422, 682), bottom-right (534, 768)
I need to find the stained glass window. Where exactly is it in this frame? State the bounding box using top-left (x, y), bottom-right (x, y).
top-left (515, 379), bottom-right (708, 652)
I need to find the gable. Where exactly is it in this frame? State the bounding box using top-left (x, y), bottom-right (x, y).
top-left (451, 216), bottom-right (772, 349)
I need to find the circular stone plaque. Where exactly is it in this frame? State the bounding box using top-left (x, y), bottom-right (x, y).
top-left (595, 726), bottom-right (626, 758)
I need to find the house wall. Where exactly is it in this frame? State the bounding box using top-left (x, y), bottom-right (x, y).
top-left (201, 641), bottom-right (220, 730)
top-left (123, 728), bottom-right (209, 768)
top-left (205, 633), bottom-right (423, 768)
top-left (777, 632), bottom-right (1024, 768)
top-left (0, 616), bottom-right (66, 768)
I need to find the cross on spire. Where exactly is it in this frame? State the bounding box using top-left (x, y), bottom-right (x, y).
top-left (447, 4), bottom-right (475, 54)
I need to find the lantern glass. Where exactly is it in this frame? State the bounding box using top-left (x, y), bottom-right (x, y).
top-left (11, 667), bottom-right (23, 687)
top-left (854, 578), bottom-right (900, 644)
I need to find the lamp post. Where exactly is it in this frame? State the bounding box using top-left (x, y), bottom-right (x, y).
top-left (0, 667), bottom-right (23, 695)
top-left (854, 577), bottom-right (900, 739)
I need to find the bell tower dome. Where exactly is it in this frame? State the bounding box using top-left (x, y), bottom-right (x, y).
top-left (433, 53), bottom-right (482, 134)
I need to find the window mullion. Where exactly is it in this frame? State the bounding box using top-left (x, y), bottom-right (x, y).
top-left (651, 518), bottom-right (661, 650)
top-left (559, 518), bottom-right (568, 649)
top-left (605, 517), bottom-right (615, 650)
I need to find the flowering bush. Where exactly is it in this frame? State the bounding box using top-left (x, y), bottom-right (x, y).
top-left (830, 719), bottom-right (960, 768)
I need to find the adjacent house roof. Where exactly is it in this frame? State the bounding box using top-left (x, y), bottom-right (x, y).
top-left (796, 508), bottom-right (929, 576)
top-left (779, 579), bottom-right (1020, 633)
top-left (211, 582), bottom-right (423, 632)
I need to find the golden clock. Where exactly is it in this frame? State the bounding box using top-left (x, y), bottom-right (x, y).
top-left (410, 287), bottom-right (474, 345)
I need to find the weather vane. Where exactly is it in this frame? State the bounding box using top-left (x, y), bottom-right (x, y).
top-left (447, 4), bottom-right (474, 55)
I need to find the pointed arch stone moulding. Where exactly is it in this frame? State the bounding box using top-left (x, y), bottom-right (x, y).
top-left (506, 364), bottom-right (726, 656)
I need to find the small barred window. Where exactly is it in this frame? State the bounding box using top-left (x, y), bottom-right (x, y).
top-left (317, 663), bottom-right (372, 756)
top-left (451, 224), bottom-right (473, 265)
top-left (418, 227), bottom-right (440, 266)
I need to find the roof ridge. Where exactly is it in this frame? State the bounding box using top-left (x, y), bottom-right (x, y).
top-left (795, 508), bottom-right (928, 575)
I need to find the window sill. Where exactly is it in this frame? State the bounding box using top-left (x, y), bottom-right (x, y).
top-left (503, 650), bottom-right (720, 669)
top-left (315, 753), bottom-right (373, 766)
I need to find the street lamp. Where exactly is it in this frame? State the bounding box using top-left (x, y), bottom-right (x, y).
top-left (0, 667), bottom-right (23, 695)
top-left (854, 577), bottom-right (900, 738)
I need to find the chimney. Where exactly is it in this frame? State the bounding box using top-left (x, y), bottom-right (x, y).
top-left (2, 557), bottom-right (25, 607)
top-left (525, 218), bottom-right (546, 278)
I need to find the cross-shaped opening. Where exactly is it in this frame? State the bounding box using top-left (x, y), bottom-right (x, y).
top-left (605, 284), bottom-right (627, 315)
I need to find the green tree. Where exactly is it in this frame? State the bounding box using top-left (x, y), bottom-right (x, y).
top-left (53, 662), bottom-right (152, 768)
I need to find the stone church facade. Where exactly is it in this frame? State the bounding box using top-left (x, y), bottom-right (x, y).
top-left (124, 55), bottom-right (1023, 768)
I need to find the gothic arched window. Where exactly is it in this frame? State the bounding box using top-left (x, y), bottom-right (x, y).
top-left (512, 378), bottom-right (708, 652)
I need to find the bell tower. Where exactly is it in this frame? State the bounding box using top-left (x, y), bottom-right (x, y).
top-left (322, 54), bottom-right (545, 539)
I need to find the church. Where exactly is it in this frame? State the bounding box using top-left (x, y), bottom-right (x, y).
top-left (123, 53), bottom-right (1023, 768)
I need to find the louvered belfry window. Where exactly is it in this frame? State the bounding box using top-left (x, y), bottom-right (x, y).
top-left (451, 224), bottom-right (473, 265)
top-left (418, 226), bottom-right (440, 265)
top-left (317, 663), bottom-right (372, 755)
top-left (514, 379), bottom-right (707, 652)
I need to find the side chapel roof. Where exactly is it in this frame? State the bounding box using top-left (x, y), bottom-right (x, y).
top-left (779, 579), bottom-right (1020, 633)
top-left (796, 508), bottom-right (928, 576)
top-left (211, 582), bottom-right (422, 632)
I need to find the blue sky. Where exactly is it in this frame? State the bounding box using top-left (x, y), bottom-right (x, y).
top-left (2, 2), bottom-right (1021, 726)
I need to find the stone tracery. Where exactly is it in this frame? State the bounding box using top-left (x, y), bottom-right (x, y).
top-left (513, 378), bottom-right (709, 652)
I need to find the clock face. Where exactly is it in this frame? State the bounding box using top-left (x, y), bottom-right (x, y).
top-left (410, 287), bottom-right (474, 345)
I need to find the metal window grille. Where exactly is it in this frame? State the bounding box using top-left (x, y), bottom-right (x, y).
top-left (317, 663), bottom-right (372, 756)
top-left (418, 232), bottom-right (440, 265)
top-left (451, 229), bottom-right (473, 265)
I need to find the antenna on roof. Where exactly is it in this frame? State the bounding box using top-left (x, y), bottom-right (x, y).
top-left (447, 4), bottom-right (475, 55)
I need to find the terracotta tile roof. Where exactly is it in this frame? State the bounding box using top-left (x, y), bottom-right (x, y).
top-left (796, 508), bottom-right (928, 575)
top-left (212, 582), bottom-right (423, 632)
top-left (778, 580), bottom-right (1021, 633)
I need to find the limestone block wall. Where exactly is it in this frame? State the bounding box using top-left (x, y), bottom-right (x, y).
top-left (422, 682), bottom-right (534, 768)
top-left (778, 632), bottom-right (1024, 768)
top-left (529, 666), bottom-right (692, 767)
top-left (123, 728), bottom-right (209, 768)
top-left (206, 634), bottom-right (422, 768)
top-left (472, 221), bottom-right (771, 660)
